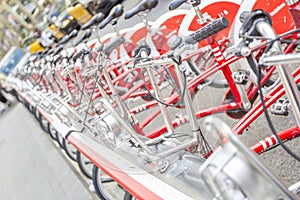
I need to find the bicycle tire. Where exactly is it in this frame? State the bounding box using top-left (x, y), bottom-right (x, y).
top-left (38, 113), bottom-right (49, 133)
top-left (63, 139), bottom-right (78, 161)
top-left (55, 131), bottom-right (65, 149)
top-left (15, 92), bottom-right (21, 102)
top-left (28, 104), bottom-right (37, 117)
top-left (34, 106), bottom-right (40, 120)
top-left (28, 104), bottom-right (35, 113)
top-left (123, 191), bottom-right (136, 200)
top-left (23, 99), bottom-right (30, 110)
top-left (76, 151), bottom-right (93, 179)
top-left (47, 123), bottom-right (57, 141)
top-left (92, 165), bottom-right (123, 200)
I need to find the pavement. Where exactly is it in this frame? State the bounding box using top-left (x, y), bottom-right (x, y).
top-left (0, 99), bottom-right (95, 200)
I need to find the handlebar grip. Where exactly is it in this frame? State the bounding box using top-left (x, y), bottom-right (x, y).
top-left (103, 36), bottom-right (125, 55)
top-left (185, 17), bottom-right (229, 45)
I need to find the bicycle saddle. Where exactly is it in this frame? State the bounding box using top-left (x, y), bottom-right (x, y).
top-left (125, 0), bottom-right (158, 19)
top-left (57, 36), bottom-right (69, 45)
top-left (99, 4), bottom-right (123, 29)
top-left (36, 51), bottom-right (42, 57)
top-left (87, 0), bottom-right (123, 16)
top-left (53, 45), bottom-right (64, 55)
top-left (58, 29), bottom-right (78, 45)
top-left (47, 48), bottom-right (54, 55)
top-left (69, 29), bottom-right (79, 39)
top-left (169, 0), bottom-right (200, 10)
top-left (169, 0), bottom-right (187, 10)
top-left (42, 48), bottom-right (50, 56)
top-left (81, 13), bottom-right (105, 30)
top-left (73, 29), bottom-right (92, 46)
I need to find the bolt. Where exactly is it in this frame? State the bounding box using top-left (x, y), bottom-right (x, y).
top-left (243, 102), bottom-right (251, 110)
top-left (241, 46), bottom-right (251, 56)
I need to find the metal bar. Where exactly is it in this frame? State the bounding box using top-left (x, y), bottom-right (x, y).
top-left (68, 133), bottom-right (194, 200)
top-left (257, 21), bottom-right (300, 127)
top-left (250, 126), bottom-right (300, 154)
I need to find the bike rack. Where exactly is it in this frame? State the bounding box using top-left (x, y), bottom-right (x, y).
top-left (8, 77), bottom-right (299, 200)
top-left (12, 80), bottom-right (212, 200)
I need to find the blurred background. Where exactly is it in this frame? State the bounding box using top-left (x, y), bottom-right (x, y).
top-left (0, 0), bottom-right (124, 57)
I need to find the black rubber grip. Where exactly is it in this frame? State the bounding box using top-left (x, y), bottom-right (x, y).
top-left (185, 17), bottom-right (229, 45)
top-left (103, 36), bottom-right (125, 55)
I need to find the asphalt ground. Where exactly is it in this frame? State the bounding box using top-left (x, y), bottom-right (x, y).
top-left (0, 96), bottom-right (96, 200)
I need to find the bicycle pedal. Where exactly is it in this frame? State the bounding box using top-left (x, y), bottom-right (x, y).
top-left (270, 97), bottom-right (290, 116)
top-left (232, 70), bottom-right (250, 85)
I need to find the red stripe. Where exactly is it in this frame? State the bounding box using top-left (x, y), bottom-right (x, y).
top-left (68, 135), bottom-right (163, 200)
top-left (37, 106), bottom-right (53, 123)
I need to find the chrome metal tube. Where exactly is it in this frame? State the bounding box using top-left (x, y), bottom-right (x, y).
top-left (204, 117), bottom-right (297, 199)
top-left (146, 66), bottom-right (175, 134)
top-left (100, 98), bottom-right (153, 154)
top-left (174, 61), bottom-right (201, 135)
top-left (262, 53), bottom-right (300, 66)
top-left (102, 68), bottom-right (130, 121)
top-left (257, 21), bottom-right (300, 127)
